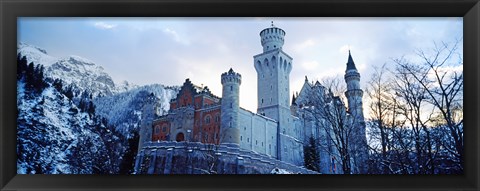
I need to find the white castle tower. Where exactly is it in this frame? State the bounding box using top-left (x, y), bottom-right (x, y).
top-left (344, 50), bottom-right (368, 173)
top-left (344, 51), bottom-right (364, 122)
top-left (220, 68), bottom-right (242, 146)
top-left (254, 22), bottom-right (293, 160)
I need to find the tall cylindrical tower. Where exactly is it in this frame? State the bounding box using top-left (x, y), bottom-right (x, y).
top-left (344, 50), bottom-right (368, 174)
top-left (344, 50), bottom-right (364, 122)
top-left (220, 68), bottom-right (242, 146)
top-left (254, 23), bottom-right (293, 161)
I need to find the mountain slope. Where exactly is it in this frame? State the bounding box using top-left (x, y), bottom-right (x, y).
top-left (94, 84), bottom-right (179, 137)
top-left (17, 42), bottom-right (137, 97)
top-left (16, 43), bottom-right (179, 174)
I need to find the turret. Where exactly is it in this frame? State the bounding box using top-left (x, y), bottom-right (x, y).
top-left (260, 21), bottom-right (286, 52)
top-left (344, 50), bottom-right (364, 121)
top-left (220, 68), bottom-right (242, 146)
top-left (343, 50), bottom-right (368, 174)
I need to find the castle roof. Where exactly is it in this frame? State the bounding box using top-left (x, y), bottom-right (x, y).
top-left (346, 50), bottom-right (357, 71)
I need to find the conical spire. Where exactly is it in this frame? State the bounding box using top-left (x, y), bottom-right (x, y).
top-left (291, 93), bottom-right (297, 105)
top-left (346, 50), bottom-right (357, 71)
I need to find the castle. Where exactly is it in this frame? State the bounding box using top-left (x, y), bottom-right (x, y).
top-left (135, 24), bottom-right (367, 174)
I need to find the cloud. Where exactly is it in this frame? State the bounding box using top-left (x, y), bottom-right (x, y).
top-left (93, 22), bottom-right (117, 30)
top-left (301, 60), bottom-right (320, 70)
top-left (163, 28), bottom-right (190, 45)
top-left (293, 39), bottom-right (316, 52)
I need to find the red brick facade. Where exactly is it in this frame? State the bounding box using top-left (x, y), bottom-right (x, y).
top-left (152, 79), bottom-right (221, 144)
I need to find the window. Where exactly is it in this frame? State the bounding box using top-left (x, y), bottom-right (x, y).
top-left (205, 116), bottom-right (211, 124)
top-left (241, 136), bottom-right (243, 141)
top-left (162, 126), bottom-right (167, 132)
top-left (230, 86), bottom-right (233, 91)
top-left (256, 140), bottom-right (258, 145)
top-left (262, 142), bottom-right (263, 146)
top-left (247, 138), bottom-right (250, 142)
top-left (155, 126), bottom-right (161, 134)
top-left (261, 99), bottom-right (264, 104)
top-left (230, 102), bottom-right (233, 108)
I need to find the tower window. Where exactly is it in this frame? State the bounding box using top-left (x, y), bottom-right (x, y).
top-left (230, 86), bottom-right (233, 91)
top-left (230, 102), bottom-right (233, 108)
top-left (247, 138), bottom-right (249, 142)
top-left (261, 99), bottom-right (264, 104)
top-left (241, 136), bottom-right (242, 141)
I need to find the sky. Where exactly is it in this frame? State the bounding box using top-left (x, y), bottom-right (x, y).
top-left (18, 17), bottom-right (463, 115)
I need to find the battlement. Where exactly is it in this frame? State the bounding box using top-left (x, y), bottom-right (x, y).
top-left (260, 24), bottom-right (286, 52)
top-left (221, 68), bottom-right (242, 85)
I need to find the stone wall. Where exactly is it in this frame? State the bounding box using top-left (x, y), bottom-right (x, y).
top-left (134, 141), bottom-right (317, 174)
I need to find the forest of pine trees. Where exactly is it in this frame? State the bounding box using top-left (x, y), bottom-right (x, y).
top-left (16, 53), bottom-right (140, 174)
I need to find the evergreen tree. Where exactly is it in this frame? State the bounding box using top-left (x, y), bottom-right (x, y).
top-left (304, 136), bottom-right (320, 172)
top-left (17, 54), bottom-right (28, 80)
top-left (25, 62), bottom-right (35, 91)
top-left (87, 101), bottom-right (95, 116)
top-left (33, 64), bottom-right (48, 93)
top-left (52, 79), bottom-right (63, 92)
top-left (119, 132), bottom-right (139, 174)
top-left (64, 85), bottom-right (74, 100)
top-left (78, 99), bottom-right (86, 112)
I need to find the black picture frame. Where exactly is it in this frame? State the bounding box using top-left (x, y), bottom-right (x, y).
top-left (1, 0), bottom-right (479, 190)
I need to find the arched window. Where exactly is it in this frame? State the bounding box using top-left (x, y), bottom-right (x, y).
top-left (205, 115), bottom-right (211, 124)
top-left (176, 133), bottom-right (185, 142)
top-left (155, 125), bottom-right (161, 134)
top-left (162, 125), bottom-right (167, 132)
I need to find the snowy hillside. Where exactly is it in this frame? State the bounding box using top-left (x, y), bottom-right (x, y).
top-left (17, 42), bottom-right (137, 97)
top-left (94, 84), bottom-right (179, 137)
top-left (16, 43), bottom-right (179, 174)
top-left (17, 79), bottom-right (122, 174)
